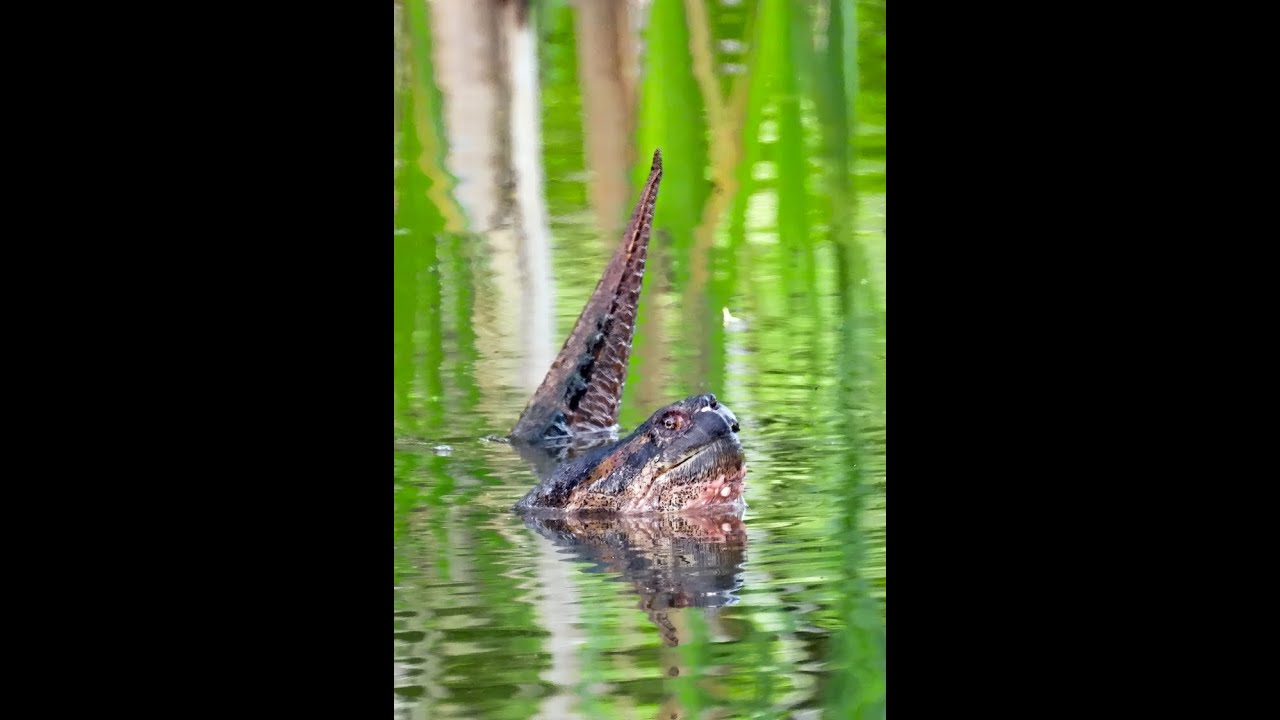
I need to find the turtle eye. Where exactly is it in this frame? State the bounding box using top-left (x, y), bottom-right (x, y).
top-left (661, 411), bottom-right (685, 432)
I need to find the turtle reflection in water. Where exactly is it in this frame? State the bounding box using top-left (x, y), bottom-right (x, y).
top-left (522, 509), bottom-right (747, 719)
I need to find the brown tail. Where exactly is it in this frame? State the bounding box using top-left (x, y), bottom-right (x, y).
top-left (510, 148), bottom-right (663, 443)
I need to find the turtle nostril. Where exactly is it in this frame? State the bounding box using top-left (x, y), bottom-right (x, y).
top-left (707, 394), bottom-right (718, 408)
top-left (731, 421), bottom-right (740, 432)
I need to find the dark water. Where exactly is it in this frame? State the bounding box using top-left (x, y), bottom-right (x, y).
top-left (394, 1), bottom-right (884, 717)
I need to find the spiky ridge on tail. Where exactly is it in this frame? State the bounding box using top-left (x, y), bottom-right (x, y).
top-left (510, 149), bottom-right (663, 443)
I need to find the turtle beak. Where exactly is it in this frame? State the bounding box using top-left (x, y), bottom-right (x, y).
top-left (695, 402), bottom-right (740, 435)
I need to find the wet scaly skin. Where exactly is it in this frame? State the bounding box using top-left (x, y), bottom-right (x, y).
top-left (514, 393), bottom-right (746, 514)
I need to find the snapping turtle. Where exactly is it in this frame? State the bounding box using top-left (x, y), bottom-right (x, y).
top-left (510, 149), bottom-right (746, 515)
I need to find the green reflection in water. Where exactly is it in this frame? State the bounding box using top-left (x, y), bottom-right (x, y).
top-left (394, 0), bottom-right (885, 717)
